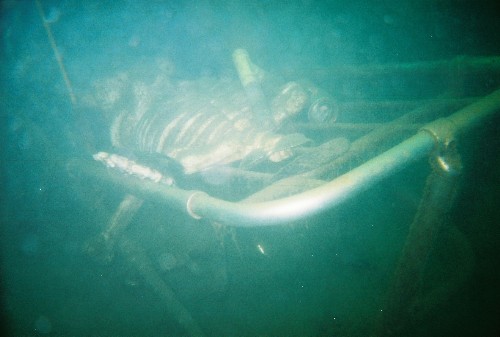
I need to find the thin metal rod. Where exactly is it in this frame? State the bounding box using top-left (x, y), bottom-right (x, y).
top-left (289, 56), bottom-right (500, 79)
top-left (298, 122), bottom-right (423, 132)
top-left (35, 0), bottom-right (76, 105)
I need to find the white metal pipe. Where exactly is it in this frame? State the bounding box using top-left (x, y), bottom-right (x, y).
top-left (188, 87), bottom-right (500, 226)
top-left (188, 132), bottom-right (434, 226)
top-left (75, 88), bottom-right (500, 226)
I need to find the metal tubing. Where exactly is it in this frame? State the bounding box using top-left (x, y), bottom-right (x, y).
top-left (189, 132), bottom-right (434, 226)
top-left (70, 131), bottom-right (431, 226)
top-left (446, 87), bottom-right (500, 133)
top-left (74, 88), bottom-right (500, 226)
top-left (185, 87), bottom-right (500, 226)
top-left (290, 56), bottom-right (500, 79)
top-left (67, 158), bottom-right (196, 211)
top-left (302, 95), bottom-right (473, 181)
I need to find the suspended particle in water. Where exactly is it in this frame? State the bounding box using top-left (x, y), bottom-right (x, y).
top-left (257, 244), bottom-right (266, 255)
top-left (34, 315), bottom-right (52, 334)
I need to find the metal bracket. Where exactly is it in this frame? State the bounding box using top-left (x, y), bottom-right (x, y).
top-left (186, 191), bottom-right (207, 220)
top-left (420, 118), bottom-right (463, 175)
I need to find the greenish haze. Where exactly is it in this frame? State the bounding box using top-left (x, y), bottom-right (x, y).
top-left (2, 1), bottom-right (499, 336)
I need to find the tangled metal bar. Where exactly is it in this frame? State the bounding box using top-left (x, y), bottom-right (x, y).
top-left (73, 88), bottom-right (500, 226)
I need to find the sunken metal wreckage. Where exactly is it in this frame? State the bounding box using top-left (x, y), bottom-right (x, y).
top-left (33, 2), bottom-right (499, 335)
top-left (83, 49), bottom-right (351, 336)
top-left (76, 51), bottom-right (500, 337)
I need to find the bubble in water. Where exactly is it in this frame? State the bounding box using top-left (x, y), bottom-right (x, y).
top-left (34, 315), bottom-right (52, 334)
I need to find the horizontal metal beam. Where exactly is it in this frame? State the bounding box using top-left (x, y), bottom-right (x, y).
top-left (290, 56), bottom-right (500, 79)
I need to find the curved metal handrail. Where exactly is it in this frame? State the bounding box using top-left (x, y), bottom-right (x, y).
top-left (73, 88), bottom-right (500, 227)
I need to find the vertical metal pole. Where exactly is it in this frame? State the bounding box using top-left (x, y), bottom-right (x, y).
top-left (35, 0), bottom-right (77, 105)
top-left (378, 147), bottom-right (462, 336)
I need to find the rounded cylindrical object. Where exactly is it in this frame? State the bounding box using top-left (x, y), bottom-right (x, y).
top-left (232, 48), bottom-right (271, 121)
top-left (271, 81), bottom-right (309, 126)
top-left (307, 90), bottom-right (339, 123)
top-left (297, 80), bottom-right (339, 123)
top-left (308, 96), bottom-right (339, 123)
top-left (232, 48), bottom-right (258, 87)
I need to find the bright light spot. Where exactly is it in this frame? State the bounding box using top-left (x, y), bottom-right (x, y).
top-left (257, 244), bottom-right (265, 255)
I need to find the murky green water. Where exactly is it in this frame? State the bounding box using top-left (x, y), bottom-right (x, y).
top-left (2, 1), bottom-right (500, 336)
